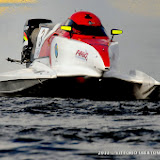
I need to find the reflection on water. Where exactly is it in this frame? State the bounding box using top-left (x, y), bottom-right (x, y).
top-left (0, 6), bottom-right (8, 14)
top-left (0, 0), bottom-right (37, 15)
top-left (0, 0), bottom-right (37, 3)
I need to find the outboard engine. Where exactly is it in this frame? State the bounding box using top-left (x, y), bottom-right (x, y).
top-left (22, 19), bottom-right (52, 66)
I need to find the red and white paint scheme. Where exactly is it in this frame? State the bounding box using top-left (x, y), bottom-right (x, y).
top-left (0, 11), bottom-right (159, 99)
top-left (34, 11), bottom-right (115, 77)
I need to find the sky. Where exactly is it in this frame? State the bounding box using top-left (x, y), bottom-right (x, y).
top-left (0, 0), bottom-right (159, 80)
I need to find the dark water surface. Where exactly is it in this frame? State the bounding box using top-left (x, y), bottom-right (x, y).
top-left (0, 97), bottom-right (160, 160)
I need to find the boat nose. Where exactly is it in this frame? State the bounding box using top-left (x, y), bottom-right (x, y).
top-left (105, 67), bottom-right (110, 71)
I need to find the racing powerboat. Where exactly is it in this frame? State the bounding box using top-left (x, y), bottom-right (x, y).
top-left (0, 11), bottom-right (159, 99)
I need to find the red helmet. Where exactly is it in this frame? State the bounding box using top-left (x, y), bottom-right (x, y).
top-left (69, 11), bottom-right (102, 26)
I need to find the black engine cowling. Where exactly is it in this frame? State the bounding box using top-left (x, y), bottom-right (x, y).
top-left (22, 19), bottom-right (52, 65)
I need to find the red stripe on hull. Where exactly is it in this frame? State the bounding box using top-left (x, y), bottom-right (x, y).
top-left (39, 36), bottom-right (55, 66)
top-left (91, 44), bottom-right (110, 67)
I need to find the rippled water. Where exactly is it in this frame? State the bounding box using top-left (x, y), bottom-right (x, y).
top-left (0, 97), bottom-right (160, 160)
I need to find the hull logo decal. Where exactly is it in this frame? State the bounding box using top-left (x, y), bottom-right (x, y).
top-left (55, 43), bottom-right (58, 58)
top-left (76, 50), bottom-right (88, 61)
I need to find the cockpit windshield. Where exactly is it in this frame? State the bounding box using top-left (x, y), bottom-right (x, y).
top-left (64, 19), bottom-right (108, 37)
